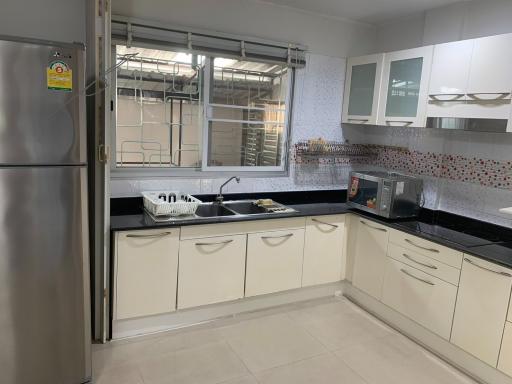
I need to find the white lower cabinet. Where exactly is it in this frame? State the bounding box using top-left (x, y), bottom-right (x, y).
top-left (177, 235), bottom-right (246, 309)
top-left (115, 230), bottom-right (180, 320)
top-left (451, 255), bottom-right (512, 367)
top-left (499, 322), bottom-right (512, 377)
top-left (352, 219), bottom-right (389, 300)
top-left (381, 258), bottom-right (457, 339)
top-left (245, 228), bottom-right (305, 297)
top-left (302, 215), bottom-right (345, 287)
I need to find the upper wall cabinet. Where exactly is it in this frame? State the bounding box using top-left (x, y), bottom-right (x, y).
top-left (342, 54), bottom-right (384, 125)
top-left (467, 33), bottom-right (512, 97)
top-left (377, 46), bottom-right (434, 128)
top-left (428, 39), bottom-right (474, 101)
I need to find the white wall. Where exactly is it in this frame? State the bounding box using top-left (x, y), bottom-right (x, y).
top-left (376, 0), bottom-right (512, 52)
top-left (112, 0), bottom-right (376, 58)
top-left (0, 0), bottom-right (85, 43)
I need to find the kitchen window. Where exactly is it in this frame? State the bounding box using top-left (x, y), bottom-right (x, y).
top-left (112, 44), bottom-right (295, 175)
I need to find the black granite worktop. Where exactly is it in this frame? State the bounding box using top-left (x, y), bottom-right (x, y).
top-left (110, 189), bottom-right (512, 269)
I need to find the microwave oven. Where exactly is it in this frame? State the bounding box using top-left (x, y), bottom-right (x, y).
top-left (347, 171), bottom-right (423, 219)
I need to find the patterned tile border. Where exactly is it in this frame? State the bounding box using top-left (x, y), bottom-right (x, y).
top-left (292, 143), bottom-right (512, 190)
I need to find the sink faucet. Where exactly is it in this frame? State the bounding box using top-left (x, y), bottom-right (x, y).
top-left (216, 176), bottom-right (240, 204)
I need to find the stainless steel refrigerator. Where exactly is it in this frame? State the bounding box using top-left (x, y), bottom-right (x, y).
top-left (0, 36), bottom-right (91, 383)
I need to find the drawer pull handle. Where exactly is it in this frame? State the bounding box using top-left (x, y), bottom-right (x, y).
top-left (126, 232), bottom-right (172, 239)
top-left (347, 118), bottom-right (369, 123)
top-left (464, 258), bottom-right (512, 277)
top-left (196, 239), bottom-right (234, 246)
top-left (405, 238), bottom-right (440, 253)
top-left (360, 220), bottom-right (387, 232)
top-left (403, 253), bottom-right (438, 270)
top-left (312, 218), bottom-right (339, 228)
top-left (400, 268), bottom-right (435, 286)
top-left (261, 233), bottom-right (294, 240)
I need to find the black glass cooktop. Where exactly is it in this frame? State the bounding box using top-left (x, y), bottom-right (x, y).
top-left (396, 221), bottom-right (506, 248)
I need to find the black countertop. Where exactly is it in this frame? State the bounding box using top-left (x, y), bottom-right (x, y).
top-left (110, 190), bottom-right (512, 269)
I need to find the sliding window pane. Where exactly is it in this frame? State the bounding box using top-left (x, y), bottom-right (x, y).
top-left (207, 121), bottom-right (283, 167)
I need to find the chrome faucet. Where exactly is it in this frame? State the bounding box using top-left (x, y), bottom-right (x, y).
top-left (216, 176), bottom-right (240, 204)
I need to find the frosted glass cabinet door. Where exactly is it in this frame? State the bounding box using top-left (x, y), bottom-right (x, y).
top-left (342, 54), bottom-right (384, 125)
top-left (377, 46), bottom-right (433, 127)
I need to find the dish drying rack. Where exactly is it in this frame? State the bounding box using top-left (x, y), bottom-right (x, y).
top-left (294, 140), bottom-right (376, 159)
top-left (142, 191), bottom-right (201, 217)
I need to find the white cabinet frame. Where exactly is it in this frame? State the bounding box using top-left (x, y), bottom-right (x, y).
top-left (377, 46), bottom-right (434, 128)
top-left (342, 54), bottom-right (384, 125)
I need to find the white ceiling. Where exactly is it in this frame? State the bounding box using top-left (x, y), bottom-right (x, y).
top-left (259, 0), bottom-right (471, 24)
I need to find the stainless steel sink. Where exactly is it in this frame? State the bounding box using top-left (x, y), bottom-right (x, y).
top-left (223, 201), bottom-right (268, 215)
top-left (195, 204), bottom-right (237, 217)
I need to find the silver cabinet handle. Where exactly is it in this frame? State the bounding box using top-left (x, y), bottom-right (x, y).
top-left (403, 253), bottom-right (438, 270)
top-left (429, 93), bottom-right (464, 101)
top-left (360, 220), bottom-right (387, 232)
top-left (312, 218), bottom-right (339, 229)
top-left (464, 258), bottom-right (512, 277)
top-left (126, 232), bottom-right (172, 238)
top-left (400, 268), bottom-right (435, 286)
top-left (347, 118), bottom-right (369, 123)
top-left (466, 92), bottom-right (511, 99)
top-left (261, 233), bottom-right (294, 240)
top-left (195, 239), bottom-right (234, 246)
top-left (405, 238), bottom-right (440, 253)
top-left (385, 120), bottom-right (414, 126)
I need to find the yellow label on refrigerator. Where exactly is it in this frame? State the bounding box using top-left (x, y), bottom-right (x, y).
top-left (47, 61), bottom-right (73, 91)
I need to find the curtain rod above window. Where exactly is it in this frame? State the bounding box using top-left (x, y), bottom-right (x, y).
top-left (111, 15), bottom-right (307, 68)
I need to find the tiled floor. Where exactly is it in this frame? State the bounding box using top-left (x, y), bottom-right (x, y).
top-left (93, 297), bottom-right (477, 384)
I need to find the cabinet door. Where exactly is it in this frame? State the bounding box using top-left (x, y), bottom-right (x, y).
top-left (467, 33), bottom-right (512, 97)
top-left (451, 255), bottom-right (512, 366)
top-left (178, 235), bottom-right (246, 309)
top-left (246, 229), bottom-right (305, 297)
top-left (115, 230), bottom-right (179, 320)
top-left (428, 39), bottom-right (473, 101)
top-left (352, 219), bottom-right (390, 300)
top-left (382, 258), bottom-right (457, 340)
top-left (302, 215), bottom-right (345, 287)
top-left (377, 46), bottom-right (434, 127)
top-left (342, 54), bottom-right (384, 125)
top-left (498, 322), bottom-right (512, 377)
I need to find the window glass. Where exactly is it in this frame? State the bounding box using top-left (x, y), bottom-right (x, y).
top-left (206, 58), bottom-right (289, 167)
top-left (115, 45), bottom-right (203, 168)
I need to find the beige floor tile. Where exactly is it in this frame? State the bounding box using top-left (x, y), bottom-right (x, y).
top-left (255, 353), bottom-right (368, 384)
top-left (92, 338), bottom-right (157, 375)
top-left (219, 314), bottom-right (327, 373)
top-left (290, 309), bottom-right (393, 351)
top-left (219, 375), bottom-right (259, 384)
top-left (335, 333), bottom-right (475, 384)
top-left (93, 362), bottom-right (144, 384)
top-left (147, 327), bottom-right (225, 356)
top-left (138, 340), bottom-right (248, 384)
top-left (287, 298), bottom-right (361, 323)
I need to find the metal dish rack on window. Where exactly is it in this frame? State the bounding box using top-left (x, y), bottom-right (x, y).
top-left (293, 141), bottom-right (377, 164)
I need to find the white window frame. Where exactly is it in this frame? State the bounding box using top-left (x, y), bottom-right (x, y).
top-left (110, 46), bottom-right (295, 179)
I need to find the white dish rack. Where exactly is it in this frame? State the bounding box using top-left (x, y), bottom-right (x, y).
top-left (142, 191), bottom-right (202, 217)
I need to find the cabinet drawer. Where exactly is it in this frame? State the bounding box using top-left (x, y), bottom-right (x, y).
top-left (387, 243), bottom-right (460, 286)
top-left (390, 229), bottom-right (463, 268)
top-left (302, 215), bottom-right (346, 287)
top-left (178, 235), bottom-right (246, 309)
top-left (245, 228), bottom-right (305, 297)
top-left (382, 258), bottom-right (457, 340)
top-left (115, 229), bottom-right (180, 320)
top-left (451, 255), bottom-right (512, 367)
top-left (498, 322), bottom-right (512, 377)
top-left (180, 217), bottom-right (305, 240)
